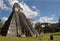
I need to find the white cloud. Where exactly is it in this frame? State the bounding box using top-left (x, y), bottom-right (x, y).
top-left (0, 0), bottom-right (57, 24)
top-left (32, 6), bottom-right (36, 9)
top-left (7, 0), bottom-right (40, 19)
top-left (0, 0), bottom-right (40, 19)
top-left (0, 0), bottom-right (19, 10)
top-left (19, 2), bottom-right (40, 19)
top-left (0, 0), bottom-right (40, 24)
top-left (0, 0), bottom-right (11, 10)
top-left (1, 17), bottom-right (8, 24)
top-left (7, 0), bottom-right (19, 6)
top-left (38, 16), bottom-right (56, 23)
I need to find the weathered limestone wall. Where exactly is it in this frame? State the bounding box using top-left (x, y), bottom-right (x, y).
top-left (1, 3), bottom-right (39, 37)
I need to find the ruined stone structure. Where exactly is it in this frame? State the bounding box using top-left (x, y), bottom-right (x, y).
top-left (58, 16), bottom-right (60, 27)
top-left (1, 3), bottom-right (39, 37)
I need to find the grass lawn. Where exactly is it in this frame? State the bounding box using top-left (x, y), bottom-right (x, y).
top-left (0, 32), bottom-right (60, 41)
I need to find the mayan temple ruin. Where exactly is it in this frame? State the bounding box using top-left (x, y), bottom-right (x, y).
top-left (1, 3), bottom-right (39, 37)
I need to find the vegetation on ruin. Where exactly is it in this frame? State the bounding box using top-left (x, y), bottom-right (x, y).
top-left (0, 23), bottom-right (2, 28)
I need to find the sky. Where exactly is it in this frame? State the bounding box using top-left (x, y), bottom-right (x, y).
top-left (0, 0), bottom-right (60, 23)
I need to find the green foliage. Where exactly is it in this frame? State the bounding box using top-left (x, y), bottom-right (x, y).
top-left (35, 22), bottom-right (60, 33)
top-left (35, 22), bottom-right (41, 34)
top-left (35, 22), bottom-right (41, 30)
top-left (44, 24), bottom-right (60, 33)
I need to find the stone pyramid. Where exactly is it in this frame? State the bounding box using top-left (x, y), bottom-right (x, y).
top-left (1, 3), bottom-right (38, 37)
